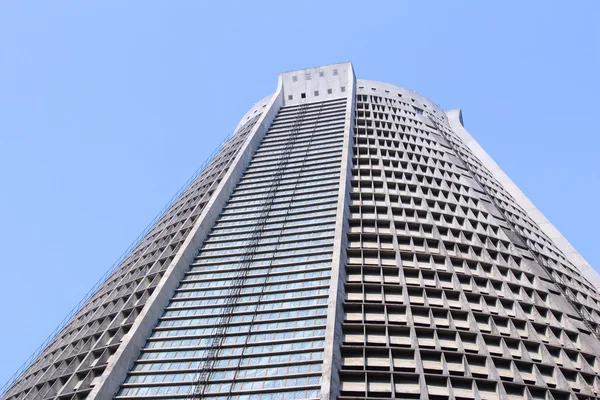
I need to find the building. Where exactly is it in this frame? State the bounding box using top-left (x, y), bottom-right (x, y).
top-left (3, 62), bottom-right (600, 400)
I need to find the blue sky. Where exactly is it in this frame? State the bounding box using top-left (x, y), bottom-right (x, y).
top-left (0, 0), bottom-right (598, 388)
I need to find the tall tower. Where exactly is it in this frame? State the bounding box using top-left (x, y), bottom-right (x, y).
top-left (3, 62), bottom-right (600, 400)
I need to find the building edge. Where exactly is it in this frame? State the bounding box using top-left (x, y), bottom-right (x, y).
top-left (86, 77), bottom-right (286, 399)
top-left (445, 108), bottom-right (600, 291)
top-left (255, 61), bottom-right (357, 400)
top-left (319, 63), bottom-right (356, 400)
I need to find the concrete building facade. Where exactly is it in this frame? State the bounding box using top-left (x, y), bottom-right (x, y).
top-left (2, 62), bottom-right (600, 400)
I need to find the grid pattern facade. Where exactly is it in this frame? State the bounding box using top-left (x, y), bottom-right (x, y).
top-left (3, 63), bottom-right (599, 400)
top-left (2, 115), bottom-right (261, 400)
top-left (338, 88), bottom-right (600, 400)
top-left (431, 113), bottom-right (600, 334)
top-left (116, 99), bottom-right (347, 399)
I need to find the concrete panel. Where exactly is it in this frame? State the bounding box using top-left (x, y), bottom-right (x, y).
top-left (501, 227), bottom-right (528, 249)
top-left (320, 62), bottom-right (355, 400)
top-left (460, 175), bottom-right (485, 194)
top-left (521, 257), bottom-right (551, 280)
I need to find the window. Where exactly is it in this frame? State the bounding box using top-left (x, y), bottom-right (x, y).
top-left (333, 69), bottom-right (338, 76)
top-left (301, 93), bottom-right (306, 99)
top-left (341, 86), bottom-right (346, 93)
top-left (413, 107), bottom-right (423, 115)
top-left (319, 71), bottom-right (324, 77)
top-left (314, 90), bottom-right (319, 96)
top-left (327, 89), bottom-right (332, 94)
top-left (288, 95), bottom-right (293, 101)
top-left (292, 76), bottom-right (297, 82)
top-left (305, 72), bottom-right (311, 80)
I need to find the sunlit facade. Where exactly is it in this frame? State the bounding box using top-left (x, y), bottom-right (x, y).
top-left (3, 63), bottom-right (600, 400)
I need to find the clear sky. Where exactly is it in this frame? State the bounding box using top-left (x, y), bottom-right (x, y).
top-left (0, 0), bottom-right (598, 388)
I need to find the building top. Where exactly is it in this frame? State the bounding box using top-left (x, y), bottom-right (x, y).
top-left (235, 62), bottom-right (599, 290)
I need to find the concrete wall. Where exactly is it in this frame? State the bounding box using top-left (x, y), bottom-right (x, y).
top-left (280, 62), bottom-right (353, 106)
top-left (319, 62), bottom-right (355, 400)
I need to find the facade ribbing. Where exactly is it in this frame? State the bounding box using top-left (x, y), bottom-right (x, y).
top-left (3, 62), bottom-right (600, 400)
